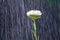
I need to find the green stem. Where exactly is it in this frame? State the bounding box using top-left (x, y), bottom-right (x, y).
top-left (32, 19), bottom-right (39, 40)
top-left (33, 20), bottom-right (38, 40)
top-left (34, 20), bottom-right (36, 31)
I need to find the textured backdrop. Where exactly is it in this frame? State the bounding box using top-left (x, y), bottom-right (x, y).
top-left (0, 0), bottom-right (60, 40)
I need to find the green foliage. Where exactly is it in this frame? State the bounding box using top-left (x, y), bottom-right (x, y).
top-left (46, 0), bottom-right (55, 7)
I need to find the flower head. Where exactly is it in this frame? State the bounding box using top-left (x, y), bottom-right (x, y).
top-left (26, 10), bottom-right (42, 20)
top-left (27, 10), bottom-right (42, 16)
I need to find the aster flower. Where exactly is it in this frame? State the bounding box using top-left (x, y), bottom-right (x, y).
top-left (26, 10), bottom-right (42, 40)
top-left (27, 10), bottom-right (42, 20)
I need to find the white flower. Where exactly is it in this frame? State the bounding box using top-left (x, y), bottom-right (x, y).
top-left (26, 10), bottom-right (42, 16)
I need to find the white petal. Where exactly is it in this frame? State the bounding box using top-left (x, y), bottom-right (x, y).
top-left (26, 10), bottom-right (42, 16)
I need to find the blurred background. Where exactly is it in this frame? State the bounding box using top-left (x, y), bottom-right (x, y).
top-left (0, 0), bottom-right (60, 40)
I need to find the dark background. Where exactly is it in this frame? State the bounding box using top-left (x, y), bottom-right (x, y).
top-left (0, 0), bottom-right (60, 40)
